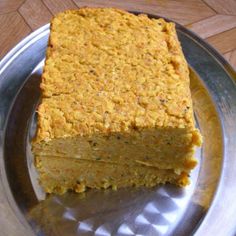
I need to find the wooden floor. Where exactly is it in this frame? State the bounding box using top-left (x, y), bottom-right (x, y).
top-left (0, 0), bottom-right (236, 69)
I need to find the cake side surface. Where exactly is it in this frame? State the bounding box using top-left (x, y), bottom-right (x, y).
top-left (35, 156), bottom-right (190, 194)
top-left (32, 8), bottom-right (202, 194)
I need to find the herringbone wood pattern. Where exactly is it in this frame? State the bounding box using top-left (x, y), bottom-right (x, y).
top-left (0, 0), bottom-right (236, 69)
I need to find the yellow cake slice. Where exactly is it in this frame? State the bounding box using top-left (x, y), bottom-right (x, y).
top-left (32, 8), bottom-right (202, 194)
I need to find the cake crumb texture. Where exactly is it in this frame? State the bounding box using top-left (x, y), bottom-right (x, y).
top-left (37, 8), bottom-right (195, 140)
top-left (32, 8), bottom-right (202, 194)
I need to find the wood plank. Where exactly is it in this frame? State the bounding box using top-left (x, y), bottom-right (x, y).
top-left (19, 0), bottom-right (52, 30)
top-left (0, 0), bottom-right (25, 14)
top-left (224, 50), bottom-right (236, 70)
top-left (204, 0), bottom-right (236, 15)
top-left (0, 11), bottom-right (31, 58)
top-left (207, 28), bottom-right (236, 54)
top-left (224, 51), bottom-right (232, 61)
top-left (73, 0), bottom-right (215, 25)
top-left (228, 50), bottom-right (236, 70)
top-left (187, 14), bottom-right (236, 39)
top-left (43, 0), bottom-right (78, 15)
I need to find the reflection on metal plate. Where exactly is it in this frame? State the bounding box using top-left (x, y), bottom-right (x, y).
top-left (0, 12), bottom-right (236, 236)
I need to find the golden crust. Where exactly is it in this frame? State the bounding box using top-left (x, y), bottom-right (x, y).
top-left (32, 8), bottom-right (202, 193)
top-left (35, 8), bottom-right (196, 142)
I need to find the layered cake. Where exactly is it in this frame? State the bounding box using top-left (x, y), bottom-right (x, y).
top-left (32, 8), bottom-right (202, 194)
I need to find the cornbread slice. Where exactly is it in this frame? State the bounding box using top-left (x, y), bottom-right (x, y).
top-left (32, 8), bottom-right (202, 194)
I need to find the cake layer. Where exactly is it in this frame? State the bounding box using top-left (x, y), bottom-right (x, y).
top-left (36, 7), bottom-right (195, 142)
top-left (33, 128), bottom-right (200, 171)
top-left (36, 156), bottom-right (190, 194)
top-left (41, 8), bottom-right (189, 98)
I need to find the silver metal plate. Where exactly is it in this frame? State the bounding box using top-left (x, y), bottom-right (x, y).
top-left (0, 13), bottom-right (236, 236)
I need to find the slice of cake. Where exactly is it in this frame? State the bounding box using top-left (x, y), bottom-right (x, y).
top-left (32, 8), bottom-right (202, 194)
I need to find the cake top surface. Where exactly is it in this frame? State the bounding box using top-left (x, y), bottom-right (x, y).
top-left (36, 8), bottom-right (195, 142)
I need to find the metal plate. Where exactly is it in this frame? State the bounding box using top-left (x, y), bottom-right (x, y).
top-left (0, 13), bottom-right (236, 236)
